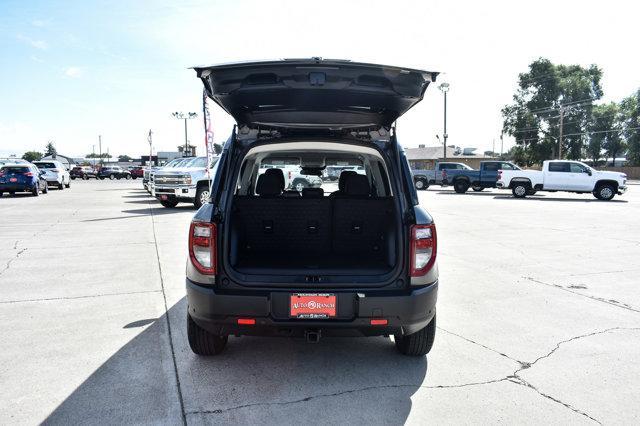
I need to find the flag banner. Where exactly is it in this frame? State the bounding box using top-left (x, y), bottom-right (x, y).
top-left (202, 89), bottom-right (216, 175)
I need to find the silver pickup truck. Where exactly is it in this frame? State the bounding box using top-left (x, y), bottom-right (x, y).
top-left (153, 156), bottom-right (219, 208)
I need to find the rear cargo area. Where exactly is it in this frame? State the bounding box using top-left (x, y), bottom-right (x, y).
top-left (229, 194), bottom-right (397, 275)
top-left (223, 142), bottom-right (402, 278)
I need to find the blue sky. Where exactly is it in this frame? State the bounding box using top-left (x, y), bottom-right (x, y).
top-left (1, 0), bottom-right (639, 158)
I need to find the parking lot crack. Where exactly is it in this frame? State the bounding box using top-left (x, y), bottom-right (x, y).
top-left (508, 327), bottom-right (640, 424)
top-left (509, 376), bottom-right (602, 424)
top-left (187, 379), bottom-right (511, 415)
top-left (148, 200), bottom-right (187, 426)
top-left (522, 276), bottom-right (640, 314)
top-left (438, 327), bottom-right (528, 368)
top-left (0, 248), bottom-right (26, 277)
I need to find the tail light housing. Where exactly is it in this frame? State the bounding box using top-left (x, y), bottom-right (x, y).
top-left (497, 170), bottom-right (502, 180)
top-left (189, 221), bottom-right (216, 274)
top-left (410, 224), bottom-right (437, 277)
top-left (23, 172), bottom-right (34, 177)
top-left (441, 170), bottom-right (447, 180)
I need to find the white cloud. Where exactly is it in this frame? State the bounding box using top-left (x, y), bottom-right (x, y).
top-left (64, 67), bottom-right (83, 78)
top-left (16, 34), bottom-right (48, 50)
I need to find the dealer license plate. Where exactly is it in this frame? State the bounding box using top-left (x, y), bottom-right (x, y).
top-left (290, 293), bottom-right (337, 319)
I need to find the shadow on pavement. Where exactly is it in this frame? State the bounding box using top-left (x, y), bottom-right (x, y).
top-left (45, 298), bottom-right (426, 424)
top-left (121, 206), bottom-right (196, 216)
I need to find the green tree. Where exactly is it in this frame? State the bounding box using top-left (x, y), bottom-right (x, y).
top-left (44, 141), bottom-right (57, 156)
top-left (587, 103), bottom-right (620, 166)
top-left (22, 151), bottom-right (43, 162)
top-left (502, 58), bottom-right (603, 164)
top-left (620, 90), bottom-right (640, 165)
top-left (213, 143), bottom-right (223, 154)
top-left (118, 155), bottom-right (132, 162)
top-left (86, 153), bottom-right (112, 158)
top-left (597, 105), bottom-right (625, 167)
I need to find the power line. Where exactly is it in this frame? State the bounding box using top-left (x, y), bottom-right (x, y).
top-left (514, 126), bottom-right (640, 143)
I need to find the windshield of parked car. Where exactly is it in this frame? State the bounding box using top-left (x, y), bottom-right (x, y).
top-left (186, 157), bottom-right (208, 168)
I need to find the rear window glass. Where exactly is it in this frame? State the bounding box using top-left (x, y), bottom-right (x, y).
top-left (548, 162), bottom-right (568, 172)
top-left (2, 166), bottom-right (31, 173)
top-left (34, 162), bottom-right (57, 169)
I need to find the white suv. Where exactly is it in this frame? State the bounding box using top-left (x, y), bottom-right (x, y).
top-left (33, 160), bottom-right (71, 190)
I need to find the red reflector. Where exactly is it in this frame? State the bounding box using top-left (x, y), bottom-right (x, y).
top-left (237, 318), bottom-right (256, 325)
top-left (370, 319), bottom-right (388, 325)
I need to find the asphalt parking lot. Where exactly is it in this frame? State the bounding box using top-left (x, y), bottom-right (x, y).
top-left (1, 180), bottom-right (639, 425)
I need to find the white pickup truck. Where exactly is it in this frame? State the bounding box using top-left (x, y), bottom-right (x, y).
top-left (496, 160), bottom-right (627, 201)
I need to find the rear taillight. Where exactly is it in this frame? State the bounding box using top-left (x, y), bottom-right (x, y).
top-left (497, 170), bottom-right (502, 180)
top-left (410, 224), bottom-right (437, 277)
top-left (442, 170), bottom-right (447, 179)
top-left (23, 172), bottom-right (34, 177)
top-left (189, 221), bottom-right (216, 274)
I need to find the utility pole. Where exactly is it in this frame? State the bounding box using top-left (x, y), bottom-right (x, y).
top-left (98, 135), bottom-right (102, 167)
top-left (500, 133), bottom-right (504, 158)
top-left (492, 138), bottom-right (495, 157)
top-left (438, 83), bottom-right (450, 159)
top-left (558, 106), bottom-right (565, 159)
top-left (172, 112), bottom-right (198, 157)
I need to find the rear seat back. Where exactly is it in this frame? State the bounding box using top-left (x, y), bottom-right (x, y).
top-left (233, 196), bottom-right (331, 254)
top-left (331, 175), bottom-right (393, 255)
top-left (234, 172), bottom-right (392, 258)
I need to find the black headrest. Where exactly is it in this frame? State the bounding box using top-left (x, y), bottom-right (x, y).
top-left (256, 172), bottom-right (282, 196)
top-left (282, 190), bottom-right (301, 198)
top-left (264, 168), bottom-right (285, 190)
top-left (344, 174), bottom-right (370, 196)
top-left (302, 187), bottom-right (324, 198)
top-left (338, 170), bottom-right (357, 191)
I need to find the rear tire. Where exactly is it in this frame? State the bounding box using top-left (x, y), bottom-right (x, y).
top-left (59, 182), bottom-right (64, 190)
top-left (395, 314), bottom-right (436, 356)
top-left (126, 174), bottom-right (132, 180)
top-left (594, 183), bottom-right (615, 201)
top-left (160, 199), bottom-right (179, 208)
top-left (415, 178), bottom-right (428, 190)
top-left (453, 180), bottom-right (469, 193)
top-left (42, 182), bottom-right (48, 194)
top-left (109, 174), bottom-right (115, 180)
top-left (65, 180), bottom-right (70, 188)
top-left (32, 183), bottom-right (40, 196)
top-left (512, 183), bottom-right (528, 198)
top-left (187, 314), bottom-right (228, 356)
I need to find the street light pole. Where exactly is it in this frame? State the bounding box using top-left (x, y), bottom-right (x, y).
top-left (438, 83), bottom-right (450, 159)
top-left (172, 112), bottom-right (198, 157)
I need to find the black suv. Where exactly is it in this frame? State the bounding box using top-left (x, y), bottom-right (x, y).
top-left (97, 166), bottom-right (131, 180)
top-left (186, 59), bottom-right (439, 357)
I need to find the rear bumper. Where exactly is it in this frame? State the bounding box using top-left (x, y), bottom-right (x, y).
top-left (0, 183), bottom-right (35, 192)
top-left (186, 279), bottom-right (438, 337)
top-left (496, 180), bottom-right (505, 188)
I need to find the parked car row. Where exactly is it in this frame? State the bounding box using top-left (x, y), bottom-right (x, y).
top-left (0, 159), bottom-right (70, 196)
top-left (70, 165), bottom-right (141, 180)
top-left (413, 160), bottom-right (628, 201)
